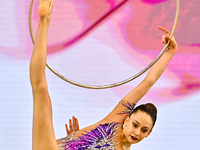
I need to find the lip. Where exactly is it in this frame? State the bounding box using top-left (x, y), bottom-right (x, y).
top-left (131, 135), bottom-right (138, 141)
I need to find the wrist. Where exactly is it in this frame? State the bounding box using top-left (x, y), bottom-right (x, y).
top-left (166, 47), bottom-right (177, 55)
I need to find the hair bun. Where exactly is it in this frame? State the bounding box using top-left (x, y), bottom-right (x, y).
top-left (145, 103), bottom-right (157, 115)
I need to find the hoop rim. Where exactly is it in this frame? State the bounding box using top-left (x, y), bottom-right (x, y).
top-left (29, 0), bottom-right (179, 89)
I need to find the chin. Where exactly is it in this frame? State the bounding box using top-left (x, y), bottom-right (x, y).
top-left (131, 140), bottom-right (140, 144)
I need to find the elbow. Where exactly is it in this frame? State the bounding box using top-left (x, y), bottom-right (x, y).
top-left (31, 79), bottom-right (48, 92)
top-left (143, 77), bottom-right (156, 87)
top-left (30, 72), bottom-right (47, 91)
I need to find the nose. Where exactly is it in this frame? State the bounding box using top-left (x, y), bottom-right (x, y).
top-left (134, 128), bottom-right (140, 137)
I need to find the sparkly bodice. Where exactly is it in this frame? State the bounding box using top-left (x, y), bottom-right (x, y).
top-left (57, 101), bottom-right (135, 150)
top-left (57, 122), bottom-right (119, 150)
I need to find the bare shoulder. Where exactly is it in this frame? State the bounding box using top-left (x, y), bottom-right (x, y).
top-left (102, 100), bottom-right (135, 123)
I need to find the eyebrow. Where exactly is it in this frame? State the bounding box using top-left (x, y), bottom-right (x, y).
top-left (133, 120), bottom-right (150, 129)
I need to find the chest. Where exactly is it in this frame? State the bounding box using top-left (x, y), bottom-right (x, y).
top-left (58, 122), bottom-right (123, 150)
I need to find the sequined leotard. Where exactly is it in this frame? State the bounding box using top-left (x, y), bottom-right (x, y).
top-left (57, 101), bottom-right (135, 150)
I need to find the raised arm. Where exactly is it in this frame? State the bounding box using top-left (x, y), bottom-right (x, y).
top-left (122, 26), bottom-right (177, 104)
top-left (30, 0), bottom-right (58, 150)
top-left (105, 27), bottom-right (177, 122)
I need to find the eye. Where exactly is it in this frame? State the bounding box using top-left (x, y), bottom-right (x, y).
top-left (132, 122), bottom-right (138, 128)
top-left (142, 129), bottom-right (148, 133)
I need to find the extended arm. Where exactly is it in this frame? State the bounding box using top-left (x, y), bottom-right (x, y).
top-left (105, 27), bottom-right (177, 122)
top-left (30, 1), bottom-right (57, 150)
top-left (122, 27), bottom-right (177, 104)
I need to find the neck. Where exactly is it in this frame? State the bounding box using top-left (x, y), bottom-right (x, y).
top-left (118, 128), bottom-right (131, 149)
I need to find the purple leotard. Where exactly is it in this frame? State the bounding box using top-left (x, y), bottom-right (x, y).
top-left (57, 101), bottom-right (135, 150)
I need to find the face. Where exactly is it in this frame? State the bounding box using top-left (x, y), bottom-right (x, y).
top-left (123, 110), bottom-right (153, 144)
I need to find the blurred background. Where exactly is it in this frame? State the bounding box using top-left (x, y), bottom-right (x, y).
top-left (0, 0), bottom-right (200, 149)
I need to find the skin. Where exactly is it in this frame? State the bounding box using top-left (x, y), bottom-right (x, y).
top-left (65, 116), bottom-right (79, 136)
top-left (122, 111), bottom-right (153, 145)
top-left (30, 0), bottom-right (177, 150)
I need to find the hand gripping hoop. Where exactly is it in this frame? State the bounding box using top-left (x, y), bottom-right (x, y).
top-left (29, 0), bottom-right (179, 89)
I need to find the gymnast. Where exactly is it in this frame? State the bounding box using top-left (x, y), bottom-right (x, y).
top-left (30, 0), bottom-right (178, 149)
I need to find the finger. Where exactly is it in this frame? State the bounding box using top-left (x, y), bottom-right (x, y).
top-left (164, 34), bottom-right (174, 41)
top-left (74, 117), bottom-right (77, 131)
top-left (158, 26), bottom-right (171, 35)
top-left (76, 117), bottom-right (80, 131)
top-left (74, 117), bottom-right (79, 131)
top-left (72, 116), bottom-right (76, 131)
top-left (161, 35), bottom-right (167, 44)
top-left (69, 119), bottom-right (73, 131)
top-left (65, 124), bottom-right (70, 135)
top-left (165, 35), bottom-right (177, 47)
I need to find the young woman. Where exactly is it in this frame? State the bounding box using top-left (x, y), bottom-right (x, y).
top-left (30, 0), bottom-right (178, 149)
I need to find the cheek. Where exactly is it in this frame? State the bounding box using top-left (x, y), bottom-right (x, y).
top-left (137, 133), bottom-right (146, 142)
top-left (125, 125), bottom-right (133, 135)
top-left (127, 123), bottom-right (134, 132)
top-left (141, 132), bottom-right (150, 139)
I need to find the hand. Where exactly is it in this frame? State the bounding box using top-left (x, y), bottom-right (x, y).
top-left (65, 116), bottom-right (80, 136)
top-left (158, 26), bottom-right (178, 53)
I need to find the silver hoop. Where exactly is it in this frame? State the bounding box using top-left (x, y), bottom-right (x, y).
top-left (29, 0), bottom-right (179, 89)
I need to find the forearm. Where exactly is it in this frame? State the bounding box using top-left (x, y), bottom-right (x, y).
top-left (121, 49), bottom-right (176, 105)
top-left (30, 20), bottom-right (50, 88)
top-left (145, 49), bottom-right (176, 84)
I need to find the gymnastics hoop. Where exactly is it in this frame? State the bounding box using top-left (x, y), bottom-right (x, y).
top-left (29, 0), bottom-right (179, 89)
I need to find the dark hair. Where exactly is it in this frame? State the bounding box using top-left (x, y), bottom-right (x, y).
top-left (130, 103), bottom-right (157, 128)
